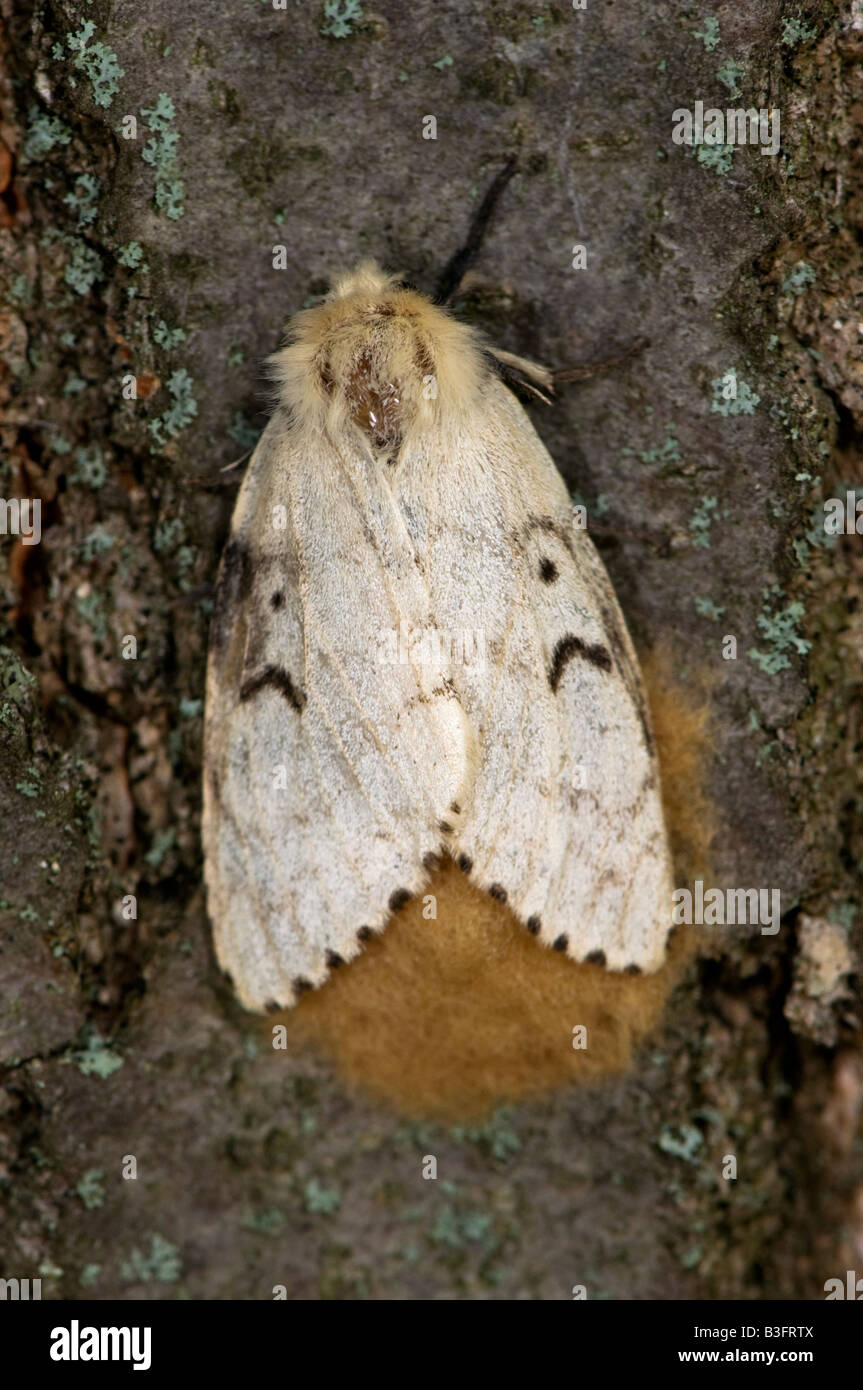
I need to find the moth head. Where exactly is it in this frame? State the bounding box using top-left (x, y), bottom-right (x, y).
top-left (269, 261), bottom-right (485, 453)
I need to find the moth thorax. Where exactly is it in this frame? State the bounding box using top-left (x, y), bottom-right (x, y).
top-left (315, 310), bottom-right (438, 455)
top-left (343, 348), bottom-right (403, 454)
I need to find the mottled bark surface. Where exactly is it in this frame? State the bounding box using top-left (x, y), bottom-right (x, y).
top-left (1, 0), bottom-right (861, 1299)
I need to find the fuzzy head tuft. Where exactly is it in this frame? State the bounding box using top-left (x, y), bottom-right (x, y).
top-left (270, 261), bottom-right (486, 452)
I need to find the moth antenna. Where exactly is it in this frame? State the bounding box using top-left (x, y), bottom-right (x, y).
top-left (553, 336), bottom-right (649, 384)
top-left (434, 155), bottom-right (519, 305)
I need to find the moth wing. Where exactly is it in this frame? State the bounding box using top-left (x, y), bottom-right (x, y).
top-left (425, 379), bottom-right (672, 972)
top-left (203, 413), bottom-right (471, 1011)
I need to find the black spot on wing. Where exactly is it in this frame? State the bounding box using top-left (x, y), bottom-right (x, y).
top-left (539, 557), bottom-right (559, 584)
top-left (489, 883), bottom-right (508, 903)
top-left (548, 634), bottom-right (613, 692)
top-left (457, 853), bottom-right (473, 874)
top-left (270, 590), bottom-right (284, 610)
top-left (357, 925), bottom-right (373, 943)
top-left (388, 888), bottom-right (412, 913)
top-left (292, 977), bottom-right (313, 999)
top-left (585, 949), bottom-right (607, 967)
top-left (239, 665), bottom-right (306, 712)
top-left (624, 963), bottom-right (642, 976)
top-left (552, 934), bottom-right (569, 952)
top-left (526, 915), bottom-right (541, 935)
top-left (211, 537), bottom-right (252, 652)
top-left (325, 950), bottom-right (345, 969)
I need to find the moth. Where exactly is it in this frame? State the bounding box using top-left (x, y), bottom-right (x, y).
top-left (203, 262), bottom-right (673, 1013)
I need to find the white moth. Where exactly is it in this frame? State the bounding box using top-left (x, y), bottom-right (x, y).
top-left (203, 262), bottom-right (673, 1011)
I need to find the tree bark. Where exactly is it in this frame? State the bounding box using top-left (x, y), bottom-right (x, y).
top-left (1, 0), bottom-right (861, 1300)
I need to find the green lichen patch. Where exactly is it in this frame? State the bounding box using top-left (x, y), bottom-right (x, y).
top-left (689, 495), bottom-right (718, 548)
top-left (780, 261), bottom-right (816, 295)
top-left (22, 105), bottom-right (72, 160)
top-left (63, 239), bottom-right (102, 296)
top-left (63, 173), bottom-right (100, 230)
top-left (119, 1234), bottom-right (181, 1284)
top-left (153, 319), bottom-right (187, 350)
top-left (629, 423), bottom-right (682, 471)
top-left (697, 143), bottom-right (734, 174)
top-left (149, 370), bottom-right (198, 447)
top-left (657, 1123), bottom-right (704, 1163)
top-left (70, 445), bottom-right (108, 489)
top-left (748, 585), bottom-right (811, 674)
top-left (430, 1204), bottom-right (493, 1246)
top-left (449, 1108), bottom-right (520, 1161)
top-left (75, 1033), bottom-right (124, 1078)
top-left (781, 15), bottom-right (817, 46)
top-left (244, 1207), bottom-right (285, 1234)
top-left (75, 1168), bottom-right (106, 1210)
top-left (694, 596), bottom-right (725, 621)
top-left (693, 17), bottom-right (720, 51)
top-left (717, 57), bottom-right (744, 98)
top-left (710, 367), bottom-right (760, 416)
top-left (320, 0), bottom-right (364, 39)
top-left (140, 94), bottom-right (185, 220)
top-left (117, 241), bottom-right (145, 269)
top-left (65, 21), bottom-right (124, 109)
top-left (302, 1177), bottom-right (341, 1213)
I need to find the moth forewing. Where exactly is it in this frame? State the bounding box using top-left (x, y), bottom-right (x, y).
top-left (203, 261), bottom-right (673, 1012)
